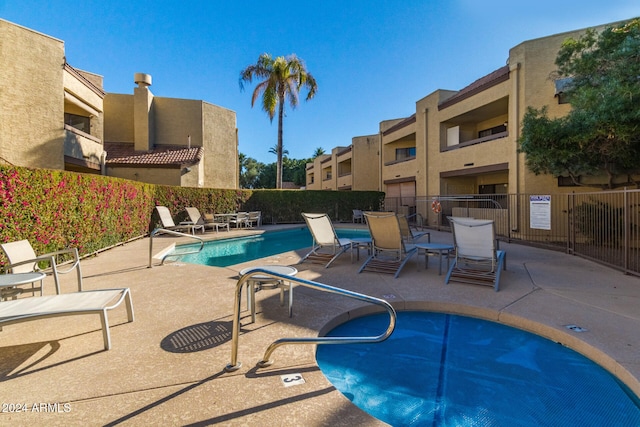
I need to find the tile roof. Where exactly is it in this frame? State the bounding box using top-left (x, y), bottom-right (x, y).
top-left (104, 142), bottom-right (203, 167)
top-left (438, 65), bottom-right (510, 110)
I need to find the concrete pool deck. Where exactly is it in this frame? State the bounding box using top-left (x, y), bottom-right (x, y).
top-left (1, 224), bottom-right (639, 426)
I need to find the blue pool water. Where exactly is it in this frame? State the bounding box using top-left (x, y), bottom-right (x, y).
top-left (173, 227), bottom-right (369, 267)
top-left (316, 311), bottom-right (640, 426)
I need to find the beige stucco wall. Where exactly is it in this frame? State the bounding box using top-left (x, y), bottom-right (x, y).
top-left (306, 155), bottom-right (330, 190)
top-left (106, 166), bottom-right (182, 186)
top-left (305, 163), bottom-right (317, 190)
top-left (154, 97), bottom-right (202, 148)
top-left (201, 101), bottom-right (238, 189)
top-left (335, 147), bottom-right (353, 190)
top-left (352, 135), bottom-right (380, 191)
top-left (0, 20), bottom-right (65, 169)
top-left (104, 94), bottom-right (135, 143)
top-left (380, 118), bottom-right (418, 196)
top-left (155, 97), bottom-right (239, 188)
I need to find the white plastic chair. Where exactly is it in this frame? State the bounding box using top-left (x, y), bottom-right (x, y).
top-left (1, 239), bottom-right (83, 295)
top-left (445, 217), bottom-right (506, 291)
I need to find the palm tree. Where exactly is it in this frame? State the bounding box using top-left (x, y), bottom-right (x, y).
top-left (312, 147), bottom-right (325, 158)
top-left (269, 144), bottom-right (289, 158)
top-left (240, 53), bottom-right (317, 189)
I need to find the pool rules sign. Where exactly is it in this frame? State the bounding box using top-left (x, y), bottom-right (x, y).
top-left (530, 195), bottom-right (551, 230)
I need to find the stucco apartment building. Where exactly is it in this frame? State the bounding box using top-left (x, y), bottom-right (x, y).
top-left (308, 19), bottom-right (623, 221)
top-left (0, 19), bottom-right (238, 189)
top-left (305, 135), bottom-right (380, 191)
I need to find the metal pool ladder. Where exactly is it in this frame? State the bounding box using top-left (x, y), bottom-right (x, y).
top-left (148, 228), bottom-right (204, 267)
top-left (225, 268), bottom-right (397, 372)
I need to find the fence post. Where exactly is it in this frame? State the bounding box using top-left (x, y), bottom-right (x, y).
top-left (624, 187), bottom-right (629, 272)
top-left (567, 193), bottom-right (574, 254)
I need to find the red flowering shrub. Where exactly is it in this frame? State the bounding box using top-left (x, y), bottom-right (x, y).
top-left (0, 166), bottom-right (156, 269)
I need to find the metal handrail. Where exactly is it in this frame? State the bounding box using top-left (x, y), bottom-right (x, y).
top-left (225, 268), bottom-right (397, 372)
top-left (148, 228), bottom-right (204, 268)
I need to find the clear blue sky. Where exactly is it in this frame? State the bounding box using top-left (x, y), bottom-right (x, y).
top-left (2, 1), bottom-right (639, 164)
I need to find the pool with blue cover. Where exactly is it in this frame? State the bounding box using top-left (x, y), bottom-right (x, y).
top-left (173, 227), bottom-right (368, 267)
top-left (316, 311), bottom-right (640, 426)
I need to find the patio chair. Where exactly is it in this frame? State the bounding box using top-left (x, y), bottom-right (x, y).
top-left (246, 211), bottom-right (262, 228)
top-left (397, 215), bottom-right (430, 243)
top-left (155, 206), bottom-right (200, 235)
top-left (230, 212), bottom-right (249, 228)
top-left (1, 239), bottom-right (83, 295)
top-left (185, 207), bottom-right (228, 233)
top-left (352, 209), bottom-right (364, 223)
top-left (358, 212), bottom-right (418, 278)
top-left (445, 217), bottom-right (506, 291)
top-left (202, 213), bottom-right (230, 232)
top-left (300, 213), bottom-right (353, 268)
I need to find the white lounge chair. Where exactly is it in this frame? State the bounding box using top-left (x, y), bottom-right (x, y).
top-left (300, 213), bottom-right (352, 268)
top-left (1, 240), bottom-right (83, 295)
top-left (445, 217), bottom-right (506, 291)
top-left (185, 207), bottom-right (229, 233)
top-left (0, 288), bottom-right (134, 350)
top-left (155, 206), bottom-right (201, 234)
top-left (359, 212), bottom-right (417, 278)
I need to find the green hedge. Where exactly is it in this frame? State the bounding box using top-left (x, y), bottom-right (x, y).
top-left (0, 165), bottom-right (384, 270)
top-left (243, 190), bottom-right (384, 224)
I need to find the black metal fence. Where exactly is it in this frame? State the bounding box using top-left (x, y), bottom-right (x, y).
top-left (386, 189), bottom-right (640, 277)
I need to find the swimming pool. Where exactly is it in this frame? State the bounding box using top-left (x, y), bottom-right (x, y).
top-left (316, 311), bottom-right (640, 426)
top-left (173, 227), bottom-right (369, 267)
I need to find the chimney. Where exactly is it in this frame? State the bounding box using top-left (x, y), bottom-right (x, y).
top-left (134, 73), bottom-right (152, 88)
top-left (133, 73), bottom-right (154, 151)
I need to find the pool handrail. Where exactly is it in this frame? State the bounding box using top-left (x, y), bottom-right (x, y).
top-left (148, 228), bottom-right (204, 268)
top-left (225, 268), bottom-right (397, 372)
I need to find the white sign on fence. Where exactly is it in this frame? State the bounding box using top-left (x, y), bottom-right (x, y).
top-left (530, 195), bottom-right (551, 230)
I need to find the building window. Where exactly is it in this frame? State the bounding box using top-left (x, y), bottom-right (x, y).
top-left (65, 113), bottom-right (90, 134)
top-left (395, 147), bottom-right (416, 161)
top-left (554, 77), bottom-right (573, 105)
top-left (558, 176), bottom-right (579, 187)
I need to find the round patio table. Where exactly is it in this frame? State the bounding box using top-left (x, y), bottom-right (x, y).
top-left (239, 266), bottom-right (298, 323)
top-left (415, 243), bottom-right (454, 275)
top-left (0, 272), bottom-right (47, 300)
top-left (350, 237), bottom-right (372, 262)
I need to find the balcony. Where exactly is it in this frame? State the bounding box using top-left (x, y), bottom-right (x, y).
top-left (441, 97), bottom-right (508, 151)
top-left (64, 125), bottom-right (104, 171)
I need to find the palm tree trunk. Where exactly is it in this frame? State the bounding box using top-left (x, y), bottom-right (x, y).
top-left (276, 99), bottom-right (285, 189)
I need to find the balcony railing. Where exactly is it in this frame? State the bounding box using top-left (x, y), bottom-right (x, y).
top-left (443, 131), bottom-right (508, 152)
